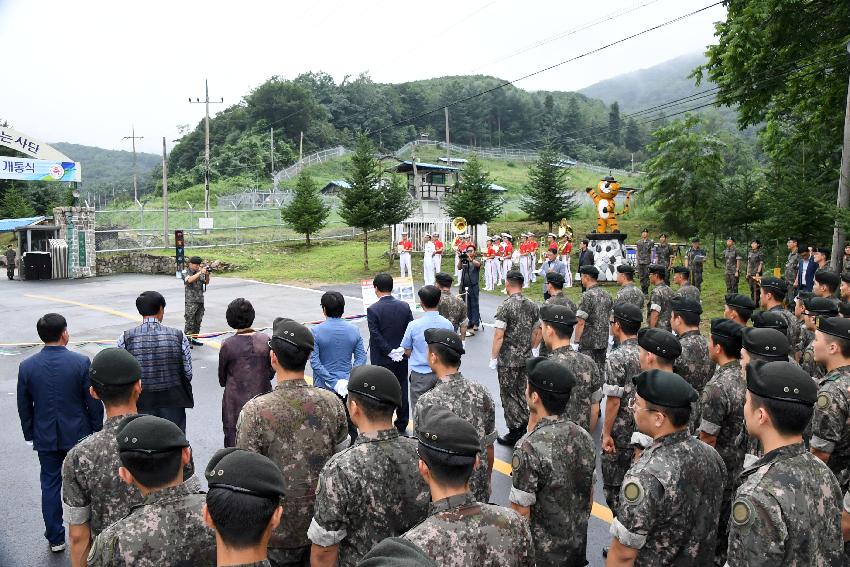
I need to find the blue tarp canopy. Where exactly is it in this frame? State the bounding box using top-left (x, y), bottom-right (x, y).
top-left (0, 216), bottom-right (47, 233)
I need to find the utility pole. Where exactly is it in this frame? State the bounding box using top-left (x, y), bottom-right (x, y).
top-left (162, 137), bottom-right (169, 246)
top-left (830, 41), bottom-right (850, 271)
top-left (299, 131), bottom-right (304, 163)
top-left (122, 126), bottom-right (143, 202)
top-left (444, 107), bottom-right (450, 165)
top-left (189, 79), bottom-right (224, 220)
top-left (270, 127), bottom-right (275, 174)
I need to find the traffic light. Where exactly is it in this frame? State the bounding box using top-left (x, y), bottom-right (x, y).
top-left (175, 230), bottom-right (185, 269)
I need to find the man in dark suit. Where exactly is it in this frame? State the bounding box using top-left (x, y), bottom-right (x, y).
top-left (578, 239), bottom-right (595, 292)
top-left (797, 245), bottom-right (816, 292)
top-left (17, 313), bottom-right (103, 552)
top-left (366, 272), bottom-right (413, 432)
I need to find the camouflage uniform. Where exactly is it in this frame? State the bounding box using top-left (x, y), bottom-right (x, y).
top-left (648, 282), bottom-right (674, 332)
top-left (438, 289), bottom-right (468, 333)
top-left (727, 443), bottom-right (843, 566)
top-left (87, 483), bottom-right (215, 567)
top-left (184, 268), bottom-right (205, 336)
top-left (236, 379), bottom-right (348, 562)
top-left (746, 249), bottom-right (764, 301)
top-left (768, 305), bottom-right (801, 359)
top-left (636, 238), bottom-right (654, 294)
top-left (785, 248), bottom-right (800, 300)
top-left (576, 284), bottom-right (613, 372)
top-left (309, 428), bottom-right (430, 567)
top-left (415, 372), bottom-right (497, 502)
top-left (493, 293), bottom-right (540, 431)
top-left (675, 283), bottom-right (701, 305)
top-left (402, 492), bottom-right (534, 566)
top-left (810, 365), bottom-right (850, 492)
top-left (800, 341), bottom-right (826, 381)
top-left (655, 242), bottom-right (673, 272)
top-left (686, 247), bottom-right (706, 290)
top-left (539, 292), bottom-right (578, 358)
top-left (510, 414), bottom-right (595, 566)
top-left (616, 283), bottom-right (645, 311)
top-left (723, 246), bottom-right (742, 294)
top-left (547, 346), bottom-right (602, 432)
top-left (601, 338), bottom-right (641, 510)
top-left (798, 325), bottom-right (814, 356)
top-left (611, 430), bottom-right (726, 566)
top-left (697, 360), bottom-right (745, 565)
top-left (673, 330), bottom-right (716, 432)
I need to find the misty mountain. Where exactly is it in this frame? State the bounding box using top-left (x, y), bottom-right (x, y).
top-left (52, 142), bottom-right (160, 193)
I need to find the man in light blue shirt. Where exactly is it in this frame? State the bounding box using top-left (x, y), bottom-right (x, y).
top-left (310, 291), bottom-right (367, 394)
top-left (539, 248), bottom-right (567, 300)
top-left (400, 285), bottom-right (454, 414)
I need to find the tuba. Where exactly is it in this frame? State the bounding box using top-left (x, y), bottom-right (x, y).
top-left (451, 217), bottom-right (467, 235)
top-left (558, 218), bottom-right (574, 241)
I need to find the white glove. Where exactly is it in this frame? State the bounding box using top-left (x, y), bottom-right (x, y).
top-left (462, 341), bottom-right (466, 351)
top-left (531, 347), bottom-right (540, 357)
top-left (333, 379), bottom-right (349, 398)
top-left (489, 358), bottom-right (498, 370)
top-left (570, 343), bottom-right (579, 351)
top-left (389, 347), bottom-right (405, 362)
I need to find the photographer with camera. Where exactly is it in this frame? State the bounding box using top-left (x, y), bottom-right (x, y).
top-left (458, 245), bottom-right (482, 337)
top-left (184, 256), bottom-right (210, 346)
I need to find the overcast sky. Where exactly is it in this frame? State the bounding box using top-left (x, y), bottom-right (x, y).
top-left (0, 0), bottom-right (725, 155)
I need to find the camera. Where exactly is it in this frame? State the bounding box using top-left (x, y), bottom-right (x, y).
top-left (205, 266), bottom-right (213, 273)
top-left (460, 255), bottom-right (470, 266)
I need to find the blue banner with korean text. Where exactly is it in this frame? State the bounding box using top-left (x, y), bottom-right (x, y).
top-left (0, 156), bottom-right (81, 182)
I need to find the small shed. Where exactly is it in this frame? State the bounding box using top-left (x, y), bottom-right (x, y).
top-left (320, 180), bottom-right (351, 196)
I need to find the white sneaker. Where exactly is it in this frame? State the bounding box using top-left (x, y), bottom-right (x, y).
top-left (50, 543), bottom-right (66, 552)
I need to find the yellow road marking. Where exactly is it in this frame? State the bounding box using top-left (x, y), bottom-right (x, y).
top-left (24, 294), bottom-right (140, 322)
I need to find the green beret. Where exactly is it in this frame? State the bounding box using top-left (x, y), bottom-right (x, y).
top-left (415, 405), bottom-right (479, 465)
top-left (751, 311), bottom-right (788, 332)
top-left (205, 448), bottom-right (286, 498)
top-left (632, 369), bottom-right (698, 408)
top-left (579, 265), bottom-right (599, 278)
top-left (804, 297), bottom-right (839, 317)
top-left (814, 269), bottom-right (841, 289)
top-left (526, 357), bottom-right (575, 394)
top-left (617, 264), bottom-right (635, 274)
top-left (672, 266), bottom-right (690, 276)
top-left (359, 537), bottom-right (437, 567)
top-left (637, 328), bottom-right (681, 360)
top-left (817, 316), bottom-right (850, 341)
top-left (545, 271), bottom-right (565, 286)
top-left (188, 256), bottom-right (202, 264)
top-left (424, 328), bottom-right (465, 355)
top-left (725, 293), bottom-right (756, 311)
top-left (759, 277), bottom-right (786, 296)
top-left (613, 302), bottom-right (643, 324)
top-left (90, 348), bottom-right (142, 386)
top-left (741, 327), bottom-right (789, 359)
top-left (671, 296), bottom-right (702, 315)
top-left (116, 415), bottom-right (189, 453)
top-left (648, 264), bottom-right (667, 276)
top-left (348, 365), bottom-right (402, 408)
top-left (745, 360), bottom-right (816, 406)
top-left (271, 317), bottom-right (314, 352)
top-left (539, 304), bottom-right (577, 327)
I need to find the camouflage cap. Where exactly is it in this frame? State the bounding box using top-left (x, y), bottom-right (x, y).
top-left (617, 264), bottom-right (635, 274)
top-left (539, 303), bottom-right (577, 327)
top-left (526, 357), bottom-right (575, 394)
top-left (271, 317), bottom-right (314, 351)
top-left (90, 347), bottom-right (142, 386)
top-left (725, 293), bottom-right (756, 311)
top-left (648, 264), bottom-right (667, 276)
top-left (613, 302), bottom-right (643, 324)
top-left (205, 447), bottom-right (285, 498)
top-left (424, 328), bottom-right (465, 355)
top-left (804, 296), bottom-right (839, 317)
top-left (751, 311), bottom-right (789, 332)
top-left (817, 316), bottom-right (850, 340)
top-left (633, 369), bottom-right (698, 408)
top-left (415, 405), bottom-right (479, 465)
top-left (671, 296), bottom-right (702, 315)
top-left (637, 327), bottom-right (682, 360)
top-left (579, 265), bottom-right (599, 278)
top-left (745, 360), bottom-right (816, 406)
top-left (741, 327), bottom-right (789, 359)
top-left (116, 415), bottom-right (189, 454)
top-left (348, 364), bottom-right (402, 408)
top-left (814, 269), bottom-right (841, 289)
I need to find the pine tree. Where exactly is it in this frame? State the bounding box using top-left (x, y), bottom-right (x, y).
top-left (442, 155), bottom-right (503, 231)
top-left (338, 134), bottom-right (385, 269)
top-left (624, 118), bottom-right (643, 153)
top-left (519, 147), bottom-right (578, 232)
top-left (281, 170), bottom-right (330, 247)
top-left (608, 102), bottom-right (622, 146)
top-left (1, 186), bottom-right (35, 218)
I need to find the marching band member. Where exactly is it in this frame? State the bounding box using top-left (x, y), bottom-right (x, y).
top-left (528, 232), bottom-right (539, 283)
top-left (423, 233), bottom-right (436, 285)
top-left (560, 235), bottom-right (574, 287)
top-left (432, 232), bottom-right (444, 274)
top-left (398, 231), bottom-right (413, 278)
top-left (519, 233), bottom-right (530, 287)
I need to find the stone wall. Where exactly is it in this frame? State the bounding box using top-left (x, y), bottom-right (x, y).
top-left (97, 253), bottom-right (236, 276)
top-left (54, 206), bottom-right (96, 278)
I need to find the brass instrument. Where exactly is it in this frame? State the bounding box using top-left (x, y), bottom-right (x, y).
top-left (558, 218), bottom-right (574, 240)
top-left (451, 217), bottom-right (467, 235)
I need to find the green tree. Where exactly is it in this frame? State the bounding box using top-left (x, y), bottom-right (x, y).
top-left (607, 102), bottom-right (621, 146)
top-left (1, 186), bottom-right (36, 218)
top-left (380, 172), bottom-right (415, 235)
top-left (442, 155), bottom-right (503, 230)
top-left (281, 170), bottom-right (330, 247)
top-left (519, 147), bottom-right (579, 232)
top-left (339, 134), bottom-right (385, 269)
top-left (623, 119), bottom-right (643, 153)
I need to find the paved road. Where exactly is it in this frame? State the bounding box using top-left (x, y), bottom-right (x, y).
top-left (0, 274), bottom-right (611, 566)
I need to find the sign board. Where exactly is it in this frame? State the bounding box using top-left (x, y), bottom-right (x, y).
top-left (0, 127), bottom-right (72, 161)
top-left (198, 217), bottom-right (214, 229)
top-left (361, 277), bottom-right (416, 310)
top-left (0, 156), bottom-right (81, 182)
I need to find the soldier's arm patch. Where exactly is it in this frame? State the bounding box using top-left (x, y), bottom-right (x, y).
top-left (650, 303), bottom-right (661, 312)
top-left (602, 383), bottom-right (625, 398)
top-left (817, 394), bottom-right (830, 409)
top-left (698, 419), bottom-right (722, 437)
top-left (307, 518), bottom-right (347, 547)
top-left (731, 498), bottom-right (754, 527)
top-left (622, 480), bottom-right (644, 505)
top-left (809, 435), bottom-right (836, 454)
top-left (492, 319), bottom-right (507, 330)
top-left (576, 309), bottom-right (589, 320)
top-left (512, 454), bottom-right (521, 470)
top-left (843, 491), bottom-right (850, 515)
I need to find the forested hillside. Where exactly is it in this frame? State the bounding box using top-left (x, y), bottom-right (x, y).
top-left (53, 142), bottom-right (160, 196)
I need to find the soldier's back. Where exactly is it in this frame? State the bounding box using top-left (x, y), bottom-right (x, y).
top-left (495, 294), bottom-right (539, 363)
top-left (547, 347), bottom-right (602, 432)
top-left (604, 339), bottom-right (642, 447)
top-left (673, 331), bottom-right (715, 393)
top-left (698, 361), bottom-right (745, 486)
top-left (811, 367), bottom-right (850, 486)
top-left (578, 286), bottom-right (613, 349)
top-left (650, 284), bottom-right (674, 330)
top-left (438, 291), bottom-right (468, 332)
top-left (545, 292), bottom-right (577, 313)
top-left (616, 284), bottom-right (645, 310)
top-left (675, 284), bottom-right (701, 304)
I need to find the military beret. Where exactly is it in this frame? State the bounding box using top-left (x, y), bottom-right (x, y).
top-left (415, 405), bottom-right (479, 465)
top-left (434, 272), bottom-right (453, 286)
top-left (711, 318), bottom-right (743, 342)
top-left (815, 269), bottom-right (841, 289)
top-left (840, 302), bottom-right (850, 318)
top-left (725, 293), bottom-right (756, 311)
top-left (205, 448), bottom-right (286, 498)
top-left (745, 360), bottom-right (817, 406)
top-left (613, 302), bottom-right (643, 324)
top-left (617, 264), bottom-right (635, 274)
top-left (641, 228), bottom-right (649, 233)
top-left (632, 369), bottom-right (698, 408)
top-left (814, 247), bottom-right (831, 257)
top-left (116, 414), bottom-right (189, 453)
top-left (672, 266), bottom-right (690, 275)
top-left (817, 316), bottom-right (850, 341)
top-left (359, 537), bottom-right (438, 567)
top-left (271, 317), bottom-right (314, 351)
top-left (526, 357), bottom-right (576, 394)
top-left (726, 236), bottom-right (735, 242)
top-left (545, 271), bottom-right (565, 287)
top-left (691, 237), bottom-right (700, 243)
top-left (637, 328), bottom-right (681, 360)
top-left (648, 264), bottom-right (667, 276)
top-left (90, 347), bottom-right (142, 386)
top-left (841, 272), bottom-right (850, 284)
top-left (659, 233), bottom-right (668, 238)
top-left (539, 303), bottom-right (577, 327)
top-left (741, 327), bottom-right (790, 359)
top-left (759, 277), bottom-right (786, 295)
top-left (795, 291), bottom-right (813, 303)
top-left (348, 365), bottom-right (402, 408)
top-left (804, 296), bottom-right (839, 317)
top-left (579, 265), bottom-right (599, 278)
top-left (670, 296), bottom-right (702, 315)
top-left (424, 328), bottom-right (465, 355)
top-left (505, 269), bottom-right (524, 284)
top-left (751, 311), bottom-right (788, 332)
top-left (188, 256), bottom-right (202, 264)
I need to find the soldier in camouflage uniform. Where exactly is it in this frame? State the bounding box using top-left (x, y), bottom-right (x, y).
top-left (510, 358), bottom-right (595, 567)
top-left (670, 297), bottom-right (716, 432)
top-left (746, 239), bottom-right (764, 303)
top-left (685, 237), bottom-right (706, 290)
top-left (237, 318), bottom-right (348, 566)
top-left (727, 360), bottom-right (843, 565)
top-left (635, 229), bottom-right (653, 295)
top-left (540, 304), bottom-right (602, 432)
top-left (724, 293), bottom-right (756, 326)
top-left (402, 405), bottom-right (534, 566)
top-left (88, 415), bottom-right (214, 567)
top-left (183, 255), bottom-right (209, 345)
top-left (600, 303), bottom-right (644, 511)
top-left (416, 329), bottom-right (497, 503)
top-left (759, 276), bottom-right (801, 360)
top-left (843, 243), bottom-right (850, 274)
top-left (539, 271), bottom-right (577, 358)
top-left (491, 270), bottom-right (540, 446)
top-left (697, 319), bottom-right (745, 565)
top-left (656, 233), bottom-right (673, 280)
top-left (647, 264), bottom-right (674, 331)
top-left (800, 297), bottom-right (838, 380)
top-left (310, 365), bottom-right (430, 567)
top-left (615, 264), bottom-right (645, 311)
top-left (723, 236), bottom-right (742, 294)
top-left (575, 265), bottom-right (613, 373)
top-left (608, 370), bottom-right (725, 565)
top-left (435, 272), bottom-right (468, 338)
top-left (672, 266), bottom-right (701, 304)
top-left (785, 237), bottom-right (801, 301)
